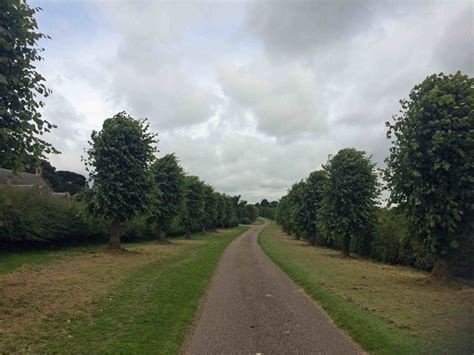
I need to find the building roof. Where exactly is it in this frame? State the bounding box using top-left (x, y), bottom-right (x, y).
top-left (0, 168), bottom-right (49, 188)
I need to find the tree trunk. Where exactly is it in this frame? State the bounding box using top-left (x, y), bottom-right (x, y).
top-left (202, 226), bottom-right (207, 235)
top-left (108, 219), bottom-right (122, 251)
top-left (342, 234), bottom-right (351, 256)
top-left (158, 229), bottom-right (168, 244)
top-left (185, 230), bottom-right (191, 239)
top-left (310, 234), bottom-right (316, 246)
top-left (432, 256), bottom-right (453, 281)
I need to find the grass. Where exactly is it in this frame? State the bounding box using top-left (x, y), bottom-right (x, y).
top-left (259, 223), bottom-right (474, 354)
top-left (0, 226), bottom-right (248, 353)
top-left (0, 244), bottom-right (103, 276)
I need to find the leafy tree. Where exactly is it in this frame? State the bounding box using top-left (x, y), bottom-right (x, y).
top-left (0, 0), bottom-right (58, 170)
top-left (259, 199), bottom-right (278, 219)
top-left (84, 112), bottom-right (157, 250)
top-left (303, 170), bottom-right (328, 245)
top-left (55, 171), bottom-right (86, 195)
top-left (213, 192), bottom-right (223, 228)
top-left (288, 181), bottom-right (307, 240)
top-left (320, 148), bottom-right (379, 256)
top-left (276, 195), bottom-right (292, 233)
top-left (149, 153), bottom-right (185, 243)
top-left (260, 199), bottom-right (270, 208)
top-left (244, 204), bottom-right (259, 223)
top-left (182, 175), bottom-right (205, 236)
top-left (385, 72), bottom-right (473, 279)
top-left (202, 183), bottom-right (218, 232)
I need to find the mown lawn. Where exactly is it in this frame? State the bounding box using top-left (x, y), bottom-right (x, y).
top-left (259, 223), bottom-right (474, 354)
top-left (0, 226), bottom-right (248, 354)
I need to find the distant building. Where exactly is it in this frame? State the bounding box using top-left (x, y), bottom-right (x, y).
top-left (0, 167), bottom-right (70, 199)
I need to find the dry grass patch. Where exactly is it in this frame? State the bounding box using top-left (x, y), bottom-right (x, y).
top-left (260, 224), bottom-right (474, 353)
top-left (0, 240), bottom-right (200, 349)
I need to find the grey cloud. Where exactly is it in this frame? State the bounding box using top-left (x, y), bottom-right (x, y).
top-left (98, 2), bottom-right (221, 131)
top-left (159, 125), bottom-right (337, 202)
top-left (36, 0), bottom-right (473, 203)
top-left (246, 0), bottom-right (381, 58)
top-left (434, 8), bottom-right (474, 74)
top-left (218, 60), bottom-right (327, 141)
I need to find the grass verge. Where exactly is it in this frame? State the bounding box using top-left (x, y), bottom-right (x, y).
top-left (0, 226), bottom-right (248, 353)
top-left (259, 223), bottom-right (474, 354)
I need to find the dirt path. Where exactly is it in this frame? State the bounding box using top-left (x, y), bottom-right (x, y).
top-left (182, 222), bottom-right (362, 354)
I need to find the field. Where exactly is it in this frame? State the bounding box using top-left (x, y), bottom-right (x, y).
top-left (0, 226), bottom-right (248, 353)
top-left (259, 222), bottom-right (474, 354)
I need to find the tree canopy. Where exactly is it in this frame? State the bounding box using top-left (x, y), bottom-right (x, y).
top-left (385, 71), bottom-right (473, 278)
top-left (0, 0), bottom-right (58, 170)
top-left (319, 148), bottom-right (379, 255)
top-left (84, 112), bottom-right (157, 248)
top-left (182, 175), bottom-right (206, 236)
top-left (149, 153), bottom-right (185, 242)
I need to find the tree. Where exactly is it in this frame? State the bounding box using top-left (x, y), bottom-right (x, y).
top-left (84, 112), bottom-right (157, 250)
top-left (149, 154), bottom-right (185, 243)
top-left (303, 170), bottom-right (328, 245)
top-left (320, 148), bottom-right (379, 256)
top-left (260, 199), bottom-right (270, 208)
top-left (288, 181), bottom-right (307, 240)
top-left (0, 0), bottom-right (58, 170)
top-left (244, 204), bottom-right (259, 223)
top-left (55, 171), bottom-right (86, 195)
top-left (182, 175), bottom-right (205, 237)
top-left (385, 72), bottom-right (473, 279)
top-left (276, 195), bottom-right (294, 234)
top-left (202, 183), bottom-right (218, 232)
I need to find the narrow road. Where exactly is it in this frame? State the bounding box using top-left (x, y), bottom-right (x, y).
top-left (182, 222), bottom-right (361, 354)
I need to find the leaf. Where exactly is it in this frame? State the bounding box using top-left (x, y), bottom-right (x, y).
top-left (0, 74), bottom-right (8, 85)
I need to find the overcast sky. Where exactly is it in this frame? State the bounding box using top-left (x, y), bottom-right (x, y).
top-left (32, 0), bottom-right (472, 203)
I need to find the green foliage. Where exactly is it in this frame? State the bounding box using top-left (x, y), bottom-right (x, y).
top-left (53, 171), bottom-right (86, 195)
top-left (303, 170), bottom-right (328, 244)
top-left (257, 199), bottom-right (278, 220)
top-left (276, 195), bottom-right (291, 233)
top-left (371, 207), bottom-right (434, 269)
top-left (0, 188), bottom-right (107, 248)
top-left (385, 72), bottom-right (474, 269)
top-left (237, 200), bottom-right (259, 224)
top-left (240, 217), bottom-right (251, 225)
top-left (244, 204), bottom-right (259, 223)
top-left (0, 0), bottom-right (58, 170)
top-left (319, 148), bottom-right (379, 255)
top-left (288, 181), bottom-right (307, 239)
top-left (182, 175), bottom-right (205, 234)
top-left (202, 184), bottom-right (218, 230)
top-left (84, 112), bottom-right (157, 223)
top-left (148, 153), bottom-right (185, 234)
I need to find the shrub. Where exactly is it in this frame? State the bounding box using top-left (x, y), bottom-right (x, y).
top-left (0, 188), bottom-right (107, 249)
top-left (240, 217), bottom-right (251, 225)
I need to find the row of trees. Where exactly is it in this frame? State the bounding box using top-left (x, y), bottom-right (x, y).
top-left (277, 149), bottom-right (378, 256)
top-left (83, 112), bottom-right (246, 249)
top-left (1, 2), bottom-right (257, 250)
top-left (277, 72), bottom-right (473, 280)
top-left (255, 199), bottom-right (278, 219)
